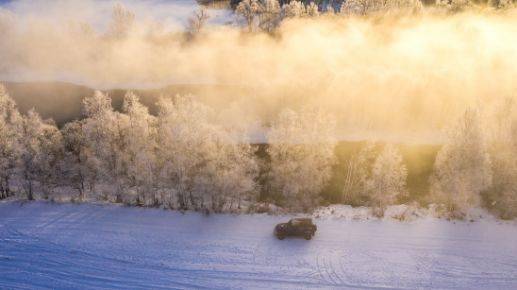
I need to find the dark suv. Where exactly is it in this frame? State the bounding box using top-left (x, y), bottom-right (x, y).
top-left (274, 218), bottom-right (317, 240)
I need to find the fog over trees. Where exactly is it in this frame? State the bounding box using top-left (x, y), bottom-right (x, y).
top-left (1, 84), bottom-right (516, 219)
top-left (2, 1), bottom-right (516, 139)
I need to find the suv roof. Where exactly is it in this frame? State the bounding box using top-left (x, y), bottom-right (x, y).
top-left (290, 218), bottom-right (313, 224)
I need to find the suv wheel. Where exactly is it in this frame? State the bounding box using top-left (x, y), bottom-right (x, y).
top-left (304, 233), bottom-right (312, 240)
top-left (277, 234), bottom-right (285, 240)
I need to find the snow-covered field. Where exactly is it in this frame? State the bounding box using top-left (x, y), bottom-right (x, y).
top-left (1, 202), bottom-right (516, 289)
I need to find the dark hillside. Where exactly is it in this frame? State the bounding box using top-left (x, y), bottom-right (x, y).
top-left (3, 82), bottom-right (251, 126)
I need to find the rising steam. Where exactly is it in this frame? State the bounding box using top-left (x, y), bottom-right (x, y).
top-left (1, 0), bottom-right (516, 141)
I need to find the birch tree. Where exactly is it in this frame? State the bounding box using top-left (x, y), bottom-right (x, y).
top-left (366, 144), bottom-right (407, 216)
top-left (122, 92), bottom-right (157, 206)
top-left (236, 0), bottom-right (263, 32)
top-left (259, 0), bottom-right (281, 33)
top-left (108, 3), bottom-right (135, 39)
top-left (0, 85), bottom-right (22, 198)
top-left (281, 1), bottom-right (307, 18)
top-left (35, 120), bottom-right (64, 199)
top-left (342, 142), bottom-right (376, 205)
top-left (62, 120), bottom-right (99, 201)
top-left (82, 91), bottom-right (129, 202)
top-left (186, 8), bottom-right (209, 40)
top-left (486, 98), bottom-right (517, 219)
top-left (18, 110), bottom-right (45, 200)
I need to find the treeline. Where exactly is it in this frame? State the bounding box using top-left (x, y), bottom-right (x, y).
top-left (0, 87), bottom-right (259, 212)
top-left (225, 0), bottom-right (514, 34)
top-left (1, 85), bottom-right (516, 219)
top-left (106, 0), bottom-right (517, 43)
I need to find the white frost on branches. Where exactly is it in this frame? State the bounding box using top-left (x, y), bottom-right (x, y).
top-left (431, 109), bottom-right (492, 217)
top-left (267, 107), bottom-right (337, 211)
top-left (366, 144), bottom-right (407, 215)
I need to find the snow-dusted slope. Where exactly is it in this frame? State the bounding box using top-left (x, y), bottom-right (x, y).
top-left (0, 202), bottom-right (516, 289)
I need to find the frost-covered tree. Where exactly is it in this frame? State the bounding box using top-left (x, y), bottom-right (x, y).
top-left (18, 110), bottom-right (41, 200)
top-left (0, 85), bottom-right (22, 198)
top-left (267, 107), bottom-right (337, 211)
top-left (258, 0), bottom-right (281, 33)
top-left (431, 109), bottom-right (492, 217)
top-left (156, 96), bottom-right (258, 211)
top-left (279, 1), bottom-right (319, 18)
top-left (186, 8), bottom-right (210, 40)
top-left (18, 110), bottom-right (55, 200)
top-left (488, 143), bottom-right (517, 219)
top-left (342, 142), bottom-right (376, 205)
top-left (485, 98), bottom-right (517, 219)
top-left (488, 0), bottom-right (514, 9)
top-left (1, 87), bottom-right (63, 200)
top-left (435, 0), bottom-right (472, 13)
top-left (35, 120), bottom-right (63, 199)
top-left (82, 91), bottom-right (129, 201)
top-left (156, 96), bottom-right (210, 209)
top-left (192, 128), bottom-right (258, 212)
top-left (108, 3), bottom-right (135, 39)
top-left (340, 0), bottom-right (422, 15)
top-left (236, 0), bottom-right (263, 32)
top-left (62, 120), bottom-right (98, 201)
top-left (306, 2), bottom-right (320, 17)
top-left (366, 144), bottom-right (407, 215)
top-left (281, 1), bottom-right (307, 18)
top-left (122, 92), bottom-right (157, 206)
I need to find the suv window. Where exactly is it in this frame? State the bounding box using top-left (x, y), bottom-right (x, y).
top-left (290, 219), bottom-right (311, 226)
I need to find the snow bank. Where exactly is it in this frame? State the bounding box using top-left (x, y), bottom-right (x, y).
top-left (312, 204), bottom-right (506, 223)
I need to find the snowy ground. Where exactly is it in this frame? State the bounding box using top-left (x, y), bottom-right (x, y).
top-left (1, 202), bottom-right (516, 289)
